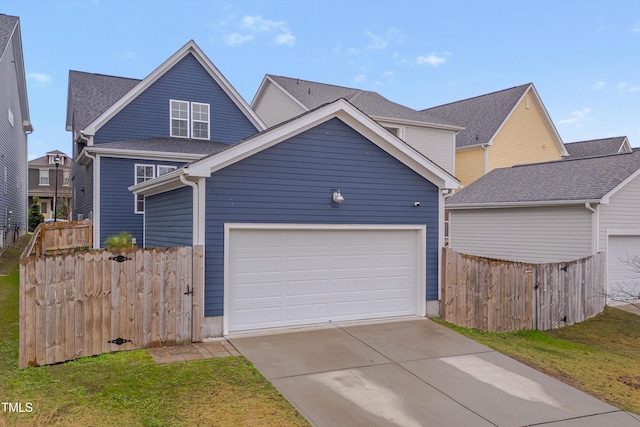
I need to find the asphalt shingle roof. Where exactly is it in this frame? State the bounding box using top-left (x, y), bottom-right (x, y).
top-left (446, 150), bottom-right (640, 206)
top-left (564, 137), bottom-right (628, 159)
top-left (67, 70), bottom-right (141, 131)
top-left (28, 151), bottom-right (71, 167)
top-left (268, 75), bottom-right (461, 128)
top-left (421, 84), bottom-right (531, 148)
top-left (0, 14), bottom-right (18, 57)
top-left (90, 137), bottom-right (230, 156)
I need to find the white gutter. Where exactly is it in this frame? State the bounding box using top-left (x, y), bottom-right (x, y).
top-left (447, 199), bottom-right (603, 210)
top-left (585, 203), bottom-right (599, 254)
top-left (81, 147), bottom-right (100, 249)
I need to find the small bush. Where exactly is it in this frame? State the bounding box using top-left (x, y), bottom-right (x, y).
top-left (104, 232), bottom-right (135, 249)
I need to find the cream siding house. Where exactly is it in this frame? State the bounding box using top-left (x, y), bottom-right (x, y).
top-left (422, 83), bottom-right (568, 187)
top-left (251, 75), bottom-right (462, 175)
top-left (447, 151), bottom-right (640, 305)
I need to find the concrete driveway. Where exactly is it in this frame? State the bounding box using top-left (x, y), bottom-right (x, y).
top-left (230, 318), bottom-right (640, 427)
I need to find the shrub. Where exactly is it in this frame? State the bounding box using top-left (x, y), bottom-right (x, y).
top-left (104, 231), bottom-right (135, 249)
top-left (28, 197), bottom-right (44, 232)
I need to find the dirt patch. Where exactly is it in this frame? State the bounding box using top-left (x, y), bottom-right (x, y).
top-left (620, 375), bottom-right (640, 390)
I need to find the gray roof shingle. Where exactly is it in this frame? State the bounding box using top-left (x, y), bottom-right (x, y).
top-left (88, 137), bottom-right (230, 156)
top-left (67, 70), bottom-right (141, 131)
top-left (446, 151), bottom-right (640, 206)
top-left (0, 14), bottom-right (18, 57)
top-left (564, 137), bottom-right (628, 159)
top-left (422, 83), bottom-right (531, 148)
top-left (268, 75), bottom-right (462, 128)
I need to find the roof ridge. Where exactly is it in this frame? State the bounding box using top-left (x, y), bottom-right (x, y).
top-left (270, 74), bottom-right (369, 95)
top-left (512, 150), bottom-right (638, 168)
top-left (564, 136), bottom-right (625, 145)
top-left (422, 83), bottom-right (532, 111)
top-left (69, 70), bottom-right (142, 81)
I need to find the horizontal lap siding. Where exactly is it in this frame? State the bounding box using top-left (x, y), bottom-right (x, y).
top-left (404, 126), bottom-right (455, 175)
top-left (99, 157), bottom-right (186, 247)
top-left (204, 118), bottom-right (440, 316)
top-left (599, 175), bottom-right (640, 253)
top-left (253, 81), bottom-right (306, 128)
top-left (449, 206), bottom-right (592, 263)
top-left (72, 161), bottom-right (93, 220)
top-left (145, 187), bottom-right (193, 247)
top-left (94, 53), bottom-right (258, 144)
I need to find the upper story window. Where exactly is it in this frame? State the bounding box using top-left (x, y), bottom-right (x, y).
top-left (157, 165), bottom-right (177, 176)
top-left (39, 169), bottom-right (49, 186)
top-left (134, 164), bottom-right (155, 214)
top-left (63, 171), bottom-right (70, 186)
top-left (48, 154), bottom-right (65, 166)
top-left (170, 100), bottom-right (210, 140)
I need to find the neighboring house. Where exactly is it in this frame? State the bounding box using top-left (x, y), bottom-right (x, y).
top-left (132, 99), bottom-right (460, 336)
top-left (251, 75), bottom-right (463, 175)
top-left (446, 151), bottom-right (640, 304)
top-left (422, 83), bottom-right (568, 187)
top-left (564, 136), bottom-right (632, 159)
top-left (67, 40), bottom-right (265, 247)
top-left (27, 150), bottom-right (72, 220)
top-left (0, 14), bottom-right (32, 246)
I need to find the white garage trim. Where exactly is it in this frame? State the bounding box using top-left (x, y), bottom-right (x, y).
top-left (223, 223), bottom-right (426, 335)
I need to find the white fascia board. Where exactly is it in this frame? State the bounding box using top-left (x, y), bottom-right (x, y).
top-left (456, 142), bottom-right (492, 152)
top-left (372, 115), bottom-right (464, 132)
top-left (129, 168), bottom-right (187, 196)
top-left (186, 99), bottom-right (460, 189)
top-left (446, 199), bottom-right (602, 210)
top-left (83, 146), bottom-right (206, 162)
top-left (82, 40), bottom-right (266, 137)
top-left (620, 137), bottom-right (632, 153)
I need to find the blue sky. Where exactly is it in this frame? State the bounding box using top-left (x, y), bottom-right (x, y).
top-left (5, 0), bottom-right (640, 160)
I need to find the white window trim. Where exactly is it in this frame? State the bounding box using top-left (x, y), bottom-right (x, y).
top-left (157, 165), bottom-right (177, 176)
top-left (63, 170), bottom-right (71, 186)
top-left (170, 99), bottom-right (190, 139)
top-left (39, 169), bottom-right (50, 186)
top-left (191, 102), bottom-right (210, 140)
top-left (134, 164), bottom-right (155, 214)
top-left (170, 100), bottom-right (210, 140)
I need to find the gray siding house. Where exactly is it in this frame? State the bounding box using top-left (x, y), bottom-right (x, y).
top-left (251, 75), bottom-right (463, 175)
top-left (67, 40), bottom-right (265, 247)
top-left (132, 99), bottom-right (460, 337)
top-left (447, 151), bottom-right (640, 305)
top-left (0, 14), bottom-right (31, 246)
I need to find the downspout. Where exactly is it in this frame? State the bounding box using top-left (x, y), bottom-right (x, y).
top-left (585, 203), bottom-right (598, 255)
top-left (82, 147), bottom-right (99, 249)
top-left (179, 174), bottom-right (200, 246)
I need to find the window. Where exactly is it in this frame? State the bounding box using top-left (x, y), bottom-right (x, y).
top-left (63, 171), bottom-right (70, 186)
top-left (170, 100), bottom-right (210, 139)
top-left (134, 164), bottom-right (155, 213)
top-left (170, 100), bottom-right (189, 138)
top-left (39, 169), bottom-right (49, 186)
top-left (191, 102), bottom-right (210, 139)
top-left (41, 202), bottom-right (48, 214)
top-left (157, 165), bottom-right (177, 176)
top-left (49, 155), bottom-right (65, 165)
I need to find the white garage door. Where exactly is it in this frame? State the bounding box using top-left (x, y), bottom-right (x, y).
top-left (608, 236), bottom-right (640, 305)
top-left (226, 226), bottom-right (424, 333)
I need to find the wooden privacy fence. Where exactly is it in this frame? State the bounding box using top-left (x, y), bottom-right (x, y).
top-left (441, 248), bottom-right (606, 332)
top-left (24, 220), bottom-right (93, 257)
top-left (19, 245), bottom-right (204, 368)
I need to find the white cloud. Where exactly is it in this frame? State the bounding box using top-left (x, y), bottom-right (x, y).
top-left (225, 15), bottom-right (295, 47)
top-left (354, 74), bottom-right (367, 83)
top-left (366, 30), bottom-right (387, 49)
top-left (27, 73), bottom-right (51, 84)
top-left (558, 108), bottom-right (592, 127)
top-left (618, 82), bottom-right (640, 93)
top-left (417, 53), bottom-right (449, 67)
top-left (224, 33), bottom-right (253, 47)
top-left (592, 81), bottom-right (605, 91)
top-left (365, 28), bottom-right (405, 50)
top-left (382, 70), bottom-right (394, 78)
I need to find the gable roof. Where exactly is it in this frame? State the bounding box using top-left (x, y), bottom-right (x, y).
top-left (253, 75), bottom-right (463, 130)
top-left (66, 71), bottom-right (140, 131)
top-left (0, 14), bottom-right (31, 132)
top-left (28, 151), bottom-right (71, 168)
top-left (422, 83), bottom-right (567, 155)
top-left (69, 40), bottom-right (265, 139)
top-left (446, 151), bottom-right (640, 208)
top-left (564, 136), bottom-right (631, 159)
top-left (132, 99), bottom-right (461, 197)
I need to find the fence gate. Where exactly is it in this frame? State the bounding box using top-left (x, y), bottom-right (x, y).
top-left (19, 245), bottom-right (204, 368)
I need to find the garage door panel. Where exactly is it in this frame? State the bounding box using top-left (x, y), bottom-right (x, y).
top-left (228, 227), bottom-right (422, 332)
top-left (608, 236), bottom-right (640, 304)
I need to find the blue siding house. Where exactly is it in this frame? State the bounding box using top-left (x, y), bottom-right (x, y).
top-left (133, 99), bottom-right (460, 337)
top-left (0, 14), bottom-right (31, 247)
top-left (67, 40), bottom-right (265, 247)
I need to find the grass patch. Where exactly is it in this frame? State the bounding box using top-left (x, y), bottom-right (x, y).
top-left (0, 235), bottom-right (309, 427)
top-left (436, 308), bottom-right (640, 414)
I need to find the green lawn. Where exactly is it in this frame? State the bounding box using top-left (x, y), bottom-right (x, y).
top-left (436, 307), bottom-right (640, 414)
top-left (0, 236), bottom-right (310, 427)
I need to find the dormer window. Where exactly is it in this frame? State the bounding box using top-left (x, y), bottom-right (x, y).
top-left (48, 155), bottom-right (65, 166)
top-left (171, 100), bottom-right (210, 140)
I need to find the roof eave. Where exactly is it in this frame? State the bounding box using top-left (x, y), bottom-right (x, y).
top-left (373, 115), bottom-right (465, 132)
top-left (446, 199), bottom-right (602, 210)
top-left (129, 168), bottom-right (186, 196)
top-left (83, 146), bottom-right (209, 162)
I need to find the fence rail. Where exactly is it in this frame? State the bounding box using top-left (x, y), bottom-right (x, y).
top-left (441, 248), bottom-right (605, 331)
top-left (23, 220), bottom-right (93, 257)
top-left (19, 245), bottom-right (203, 368)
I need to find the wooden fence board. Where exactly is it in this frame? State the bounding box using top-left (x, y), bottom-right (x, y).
top-left (441, 249), bottom-right (606, 332)
top-left (20, 242), bottom-right (201, 368)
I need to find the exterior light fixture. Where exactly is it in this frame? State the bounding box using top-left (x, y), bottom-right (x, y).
top-left (332, 189), bottom-right (344, 203)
